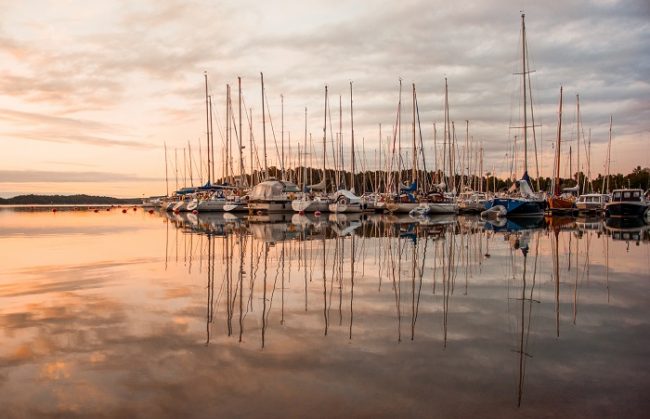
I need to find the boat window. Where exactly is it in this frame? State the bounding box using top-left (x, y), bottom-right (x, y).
top-left (623, 192), bottom-right (631, 198)
top-left (613, 192), bottom-right (621, 198)
top-left (633, 191), bottom-right (640, 198)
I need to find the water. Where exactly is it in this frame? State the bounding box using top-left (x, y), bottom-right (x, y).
top-left (0, 207), bottom-right (648, 418)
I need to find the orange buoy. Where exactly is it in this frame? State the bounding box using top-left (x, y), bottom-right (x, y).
top-left (299, 210), bottom-right (305, 215)
top-left (106, 208), bottom-right (110, 212)
top-left (192, 210), bottom-right (198, 214)
top-left (94, 209), bottom-right (99, 213)
top-left (52, 208), bottom-right (57, 213)
top-left (174, 209), bottom-right (180, 214)
top-left (133, 207), bottom-right (137, 211)
top-left (148, 209), bottom-right (154, 214)
top-left (314, 211), bottom-right (321, 216)
top-left (122, 209), bottom-right (127, 213)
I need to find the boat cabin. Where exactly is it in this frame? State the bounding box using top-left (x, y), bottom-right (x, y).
top-left (611, 189), bottom-right (644, 202)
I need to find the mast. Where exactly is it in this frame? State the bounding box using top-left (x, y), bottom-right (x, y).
top-left (378, 124), bottom-right (382, 193)
top-left (204, 72), bottom-right (211, 185)
top-left (249, 108), bottom-right (254, 186)
top-left (569, 147), bottom-right (572, 189)
top-left (604, 116), bottom-right (612, 194)
top-left (174, 148), bottom-right (179, 191)
top-left (521, 13), bottom-right (529, 177)
top-left (478, 145), bottom-right (483, 192)
top-left (553, 86), bottom-right (563, 196)
top-left (281, 94), bottom-right (285, 181)
top-left (323, 85), bottom-right (328, 191)
top-left (576, 94), bottom-right (581, 194)
top-left (238, 77), bottom-right (244, 187)
top-left (225, 84), bottom-right (230, 184)
top-left (261, 73), bottom-right (268, 179)
top-left (188, 141), bottom-right (193, 187)
top-left (444, 78), bottom-right (450, 190)
top-left (397, 79), bottom-right (402, 192)
top-left (412, 83), bottom-right (417, 184)
top-left (198, 137), bottom-right (202, 185)
top-left (339, 94), bottom-right (343, 189)
top-left (164, 141), bottom-right (169, 196)
top-left (433, 123), bottom-right (438, 183)
top-left (209, 95), bottom-right (215, 183)
top-left (304, 107), bottom-right (308, 188)
top-left (350, 81), bottom-right (355, 192)
top-left (586, 129), bottom-right (592, 192)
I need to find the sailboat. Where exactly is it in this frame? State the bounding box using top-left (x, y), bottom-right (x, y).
top-left (547, 86), bottom-right (577, 214)
top-left (486, 14), bottom-right (546, 217)
top-left (248, 73), bottom-right (301, 214)
top-left (292, 87), bottom-right (332, 213)
top-left (329, 82), bottom-right (365, 213)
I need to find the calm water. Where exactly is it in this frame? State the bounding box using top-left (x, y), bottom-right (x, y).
top-left (0, 207), bottom-right (648, 418)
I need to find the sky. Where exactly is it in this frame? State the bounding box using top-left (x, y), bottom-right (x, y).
top-left (0, 0), bottom-right (648, 198)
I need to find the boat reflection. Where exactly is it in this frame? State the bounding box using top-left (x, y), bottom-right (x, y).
top-left (157, 211), bottom-right (639, 408)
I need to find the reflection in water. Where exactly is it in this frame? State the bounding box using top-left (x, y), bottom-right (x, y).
top-left (0, 207), bottom-right (648, 417)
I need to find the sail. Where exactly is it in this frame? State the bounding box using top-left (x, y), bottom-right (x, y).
top-left (401, 181), bottom-right (417, 193)
top-left (306, 178), bottom-right (326, 191)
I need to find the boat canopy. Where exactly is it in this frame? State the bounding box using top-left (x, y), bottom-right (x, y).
top-left (401, 181), bottom-right (417, 193)
top-left (508, 173), bottom-right (536, 198)
top-left (197, 181), bottom-right (237, 191)
top-left (306, 178), bottom-right (326, 191)
top-left (249, 180), bottom-right (300, 200)
top-left (175, 187), bottom-right (198, 195)
top-left (332, 189), bottom-right (362, 203)
top-left (562, 185), bottom-right (579, 194)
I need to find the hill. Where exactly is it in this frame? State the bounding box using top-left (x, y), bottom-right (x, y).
top-left (0, 194), bottom-right (141, 205)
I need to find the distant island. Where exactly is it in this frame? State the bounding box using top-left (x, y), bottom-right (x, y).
top-left (0, 194), bottom-right (141, 205)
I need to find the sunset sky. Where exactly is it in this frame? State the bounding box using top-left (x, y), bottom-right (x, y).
top-left (1, 0), bottom-right (648, 198)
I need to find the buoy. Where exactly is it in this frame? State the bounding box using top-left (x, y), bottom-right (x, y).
top-left (192, 210), bottom-right (198, 214)
top-left (314, 211), bottom-right (321, 216)
top-left (133, 207), bottom-right (137, 211)
top-left (299, 210), bottom-right (305, 215)
top-left (122, 209), bottom-right (127, 213)
top-left (52, 208), bottom-right (57, 213)
top-left (94, 209), bottom-right (99, 213)
top-left (106, 208), bottom-right (110, 212)
top-left (174, 209), bottom-right (180, 214)
top-left (148, 209), bottom-right (154, 214)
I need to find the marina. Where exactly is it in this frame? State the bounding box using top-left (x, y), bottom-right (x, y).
top-left (1, 1), bottom-right (649, 418)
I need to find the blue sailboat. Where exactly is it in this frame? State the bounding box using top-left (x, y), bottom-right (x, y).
top-left (486, 14), bottom-right (546, 217)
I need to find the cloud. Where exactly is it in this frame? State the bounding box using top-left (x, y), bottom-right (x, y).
top-left (0, 170), bottom-right (159, 183)
top-left (0, 0), bottom-right (648, 196)
top-left (0, 108), bottom-right (154, 148)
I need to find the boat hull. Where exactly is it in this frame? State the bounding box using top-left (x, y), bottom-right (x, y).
top-left (576, 202), bottom-right (604, 213)
top-left (428, 202), bottom-right (459, 214)
top-left (328, 202), bottom-right (363, 213)
top-left (605, 202), bottom-right (648, 218)
top-left (547, 196), bottom-right (576, 214)
top-left (291, 199), bottom-right (330, 213)
top-left (487, 198), bottom-right (545, 217)
top-left (249, 201), bottom-right (293, 213)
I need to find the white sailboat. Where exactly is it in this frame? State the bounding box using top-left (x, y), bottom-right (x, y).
top-left (329, 82), bottom-right (364, 213)
top-left (292, 87), bottom-right (331, 213)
